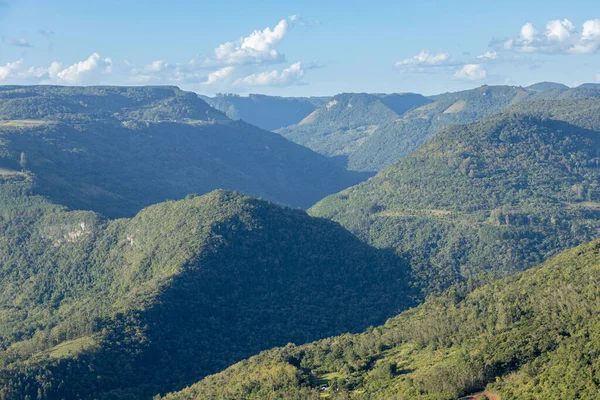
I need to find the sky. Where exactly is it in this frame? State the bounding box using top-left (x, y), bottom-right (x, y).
top-left (0, 0), bottom-right (599, 96)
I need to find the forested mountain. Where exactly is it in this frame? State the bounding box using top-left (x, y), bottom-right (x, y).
top-left (0, 183), bottom-right (417, 399)
top-left (347, 85), bottom-right (536, 171)
top-left (0, 86), bottom-right (367, 217)
top-left (278, 85), bottom-right (600, 172)
top-left (525, 81), bottom-right (569, 91)
top-left (276, 92), bottom-right (431, 167)
top-left (201, 94), bottom-right (330, 131)
top-left (311, 112), bottom-right (600, 294)
top-left (164, 239), bottom-right (600, 400)
top-left (0, 85), bottom-right (228, 122)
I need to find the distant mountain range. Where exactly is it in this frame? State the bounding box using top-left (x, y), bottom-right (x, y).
top-left (200, 93), bottom-right (330, 131)
top-left (272, 83), bottom-right (600, 172)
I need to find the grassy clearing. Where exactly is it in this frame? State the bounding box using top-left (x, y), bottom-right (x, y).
top-left (0, 120), bottom-right (53, 128)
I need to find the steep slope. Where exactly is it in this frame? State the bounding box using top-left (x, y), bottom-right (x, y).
top-left (505, 97), bottom-right (600, 131)
top-left (348, 85), bottom-right (533, 171)
top-left (165, 239), bottom-right (600, 400)
top-left (0, 86), bottom-right (368, 217)
top-left (277, 93), bottom-right (431, 166)
top-left (202, 94), bottom-right (329, 131)
top-left (311, 113), bottom-right (600, 294)
top-left (0, 184), bottom-right (416, 399)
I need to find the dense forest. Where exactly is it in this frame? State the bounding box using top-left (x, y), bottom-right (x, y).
top-left (2, 83), bottom-right (600, 399)
top-left (276, 84), bottom-right (600, 172)
top-left (311, 112), bottom-right (600, 294)
top-left (0, 180), bottom-right (420, 399)
top-left (276, 92), bottom-right (432, 168)
top-left (165, 239), bottom-right (600, 399)
top-left (0, 86), bottom-right (368, 217)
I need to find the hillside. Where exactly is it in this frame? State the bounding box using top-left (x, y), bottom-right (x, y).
top-left (0, 184), bottom-right (416, 399)
top-left (0, 85), bottom-right (228, 122)
top-left (526, 81), bottom-right (569, 91)
top-left (202, 94), bottom-right (329, 131)
top-left (278, 85), bottom-right (600, 172)
top-left (0, 86), bottom-right (367, 217)
top-left (276, 92), bottom-right (431, 166)
top-left (164, 239), bottom-right (600, 399)
top-left (311, 113), bottom-right (600, 294)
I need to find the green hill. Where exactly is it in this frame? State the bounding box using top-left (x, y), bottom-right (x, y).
top-left (0, 85), bottom-right (228, 122)
top-left (202, 94), bottom-right (330, 131)
top-left (164, 239), bottom-right (600, 399)
top-left (525, 81), bottom-right (569, 91)
top-left (0, 86), bottom-right (367, 218)
top-left (311, 113), bottom-right (600, 294)
top-left (278, 85), bottom-right (600, 172)
top-left (0, 183), bottom-right (416, 399)
top-left (276, 92), bottom-right (431, 167)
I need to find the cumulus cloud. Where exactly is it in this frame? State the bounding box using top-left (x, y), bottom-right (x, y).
top-left (477, 51), bottom-right (498, 60)
top-left (55, 53), bottom-right (113, 83)
top-left (204, 19), bottom-right (289, 66)
top-left (396, 50), bottom-right (450, 68)
top-left (2, 36), bottom-right (31, 47)
top-left (233, 62), bottom-right (304, 88)
top-left (454, 64), bottom-right (487, 81)
top-left (0, 53), bottom-right (113, 84)
top-left (203, 66), bottom-right (235, 85)
top-left (0, 59), bottom-right (24, 80)
top-left (501, 18), bottom-right (600, 54)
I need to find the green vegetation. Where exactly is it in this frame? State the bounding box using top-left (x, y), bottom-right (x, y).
top-left (0, 180), bottom-right (417, 399)
top-left (0, 86), bottom-right (368, 217)
top-left (525, 81), bottom-right (569, 91)
top-left (311, 113), bottom-right (600, 294)
top-left (278, 85), bottom-right (600, 172)
top-left (202, 93), bottom-right (330, 131)
top-left (163, 239), bottom-right (600, 400)
top-left (276, 93), bottom-right (431, 167)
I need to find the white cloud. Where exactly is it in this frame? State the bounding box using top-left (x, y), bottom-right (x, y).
top-left (233, 62), bottom-right (304, 88)
top-left (0, 59), bottom-right (24, 80)
top-left (55, 53), bottom-right (113, 83)
top-left (477, 51), bottom-right (498, 60)
top-left (502, 19), bottom-right (600, 54)
top-left (203, 66), bottom-right (235, 85)
top-left (207, 19), bottom-right (289, 66)
top-left (454, 64), bottom-right (487, 81)
top-left (0, 53), bottom-right (113, 84)
top-left (396, 50), bottom-right (450, 68)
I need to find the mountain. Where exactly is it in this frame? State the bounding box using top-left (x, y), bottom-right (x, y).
top-left (164, 239), bottom-right (600, 399)
top-left (526, 81), bottom-right (569, 91)
top-left (346, 85), bottom-right (534, 171)
top-left (201, 93), bottom-right (330, 131)
top-left (311, 112), bottom-right (600, 294)
top-left (0, 184), bottom-right (416, 399)
top-left (0, 85), bottom-right (228, 122)
top-left (278, 85), bottom-right (600, 172)
top-left (578, 83), bottom-right (600, 88)
top-left (276, 92), bottom-right (432, 167)
top-left (0, 86), bottom-right (367, 218)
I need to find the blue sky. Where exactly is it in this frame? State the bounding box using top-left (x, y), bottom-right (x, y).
top-left (0, 0), bottom-right (599, 96)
